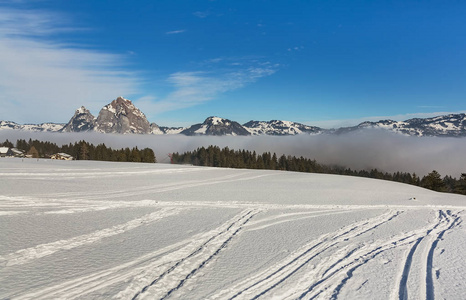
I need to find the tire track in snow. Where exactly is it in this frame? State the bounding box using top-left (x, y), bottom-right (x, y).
top-left (208, 209), bottom-right (400, 300)
top-left (0, 208), bottom-right (181, 267)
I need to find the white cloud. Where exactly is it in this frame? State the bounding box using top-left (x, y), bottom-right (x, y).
top-left (140, 64), bottom-right (278, 115)
top-left (166, 29), bottom-right (186, 35)
top-left (1, 130), bottom-right (465, 177)
top-left (193, 11), bottom-right (210, 18)
top-left (0, 8), bottom-right (141, 123)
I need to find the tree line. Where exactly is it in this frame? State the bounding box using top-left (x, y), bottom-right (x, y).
top-left (1, 139), bottom-right (156, 163)
top-left (171, 145), bottom-right (466, 195)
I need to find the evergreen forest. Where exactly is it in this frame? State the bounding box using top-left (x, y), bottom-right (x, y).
top-left (171, 145), bottom-right (466, 195)
top-left (1, 139), bottom-right (156, 163)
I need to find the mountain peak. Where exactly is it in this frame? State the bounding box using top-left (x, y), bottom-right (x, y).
top-left (61, 106), bottom-right (96, 132)
top-left (243, 120), bottom-right (324, 135)
top-left (96, 97), bottom-right (150, 134)
top-left (115, 96), bottom-right (131, 103)
top-left (181, 116), bottom-right (250, 136)
top-left (204, 116), bottom-right (231, 126)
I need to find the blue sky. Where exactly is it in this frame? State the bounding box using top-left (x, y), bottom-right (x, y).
top-left (1, 0), bottom-right (465, 128)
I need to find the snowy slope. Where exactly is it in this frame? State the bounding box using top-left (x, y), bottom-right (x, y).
top-left (0, 121), bottom-right (64, 132)
top-left (336, 113), bottom-right (466, 137)
top-left (0, 159), bottom-right (465, 299)
top-left (181, 116), bottom-right (250, 136)
top-left (243, 120), bottom-right (324, 135)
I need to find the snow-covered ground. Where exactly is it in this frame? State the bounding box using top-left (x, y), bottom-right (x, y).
top-left (1, 158), bottom-right (465, 299)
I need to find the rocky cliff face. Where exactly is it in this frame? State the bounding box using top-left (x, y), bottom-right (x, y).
top-left (95, 97), bottom-right (151, 134)
top-left (61, 106), bottom-right (96, 132)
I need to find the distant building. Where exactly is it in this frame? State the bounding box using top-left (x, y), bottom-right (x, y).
top-left (0, 147), bottom-right (25, 158)
top-left (0, 147), bottom-right (9, 157)
top-left (51, 153), bottom-right (75, 160)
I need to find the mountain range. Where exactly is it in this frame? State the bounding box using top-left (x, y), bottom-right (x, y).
top-left (1, 97), bottom-right (465, 137)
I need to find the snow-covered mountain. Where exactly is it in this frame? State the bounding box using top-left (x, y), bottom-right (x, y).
top-left (0, 120), bottom-right (64, 132)
top-left (1, 97), bottom-right (465, 137)
top-left (181, 116), bottom-right (251, 136)
top-left (149, 123), bottom-right (185, 135)
top-left (0, 121), bottom-right (21, 130)
top-left (336, 113), bottom-right (466, 137)
top-left (61, 106), bottom-right (96, 132)
top-left (243, 120), bottom-right (324, 135)
top-left (95, 97), bottom-right (151, 134)
top-left (159, 126), bottom-right (186, 135)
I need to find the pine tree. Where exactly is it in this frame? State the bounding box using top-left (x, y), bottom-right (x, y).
top-left (79, 142), bottom-right (89, 160)
top-left (421, 170), bottom-right (445, 192)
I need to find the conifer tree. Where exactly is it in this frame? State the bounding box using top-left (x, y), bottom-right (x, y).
top-left (421, 170), bottom-right (445, 191)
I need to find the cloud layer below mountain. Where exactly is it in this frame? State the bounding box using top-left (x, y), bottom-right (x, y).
top-left (1, 130), bottom-right (465, 178)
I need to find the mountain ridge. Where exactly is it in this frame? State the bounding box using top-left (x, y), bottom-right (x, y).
top-left (1, 97), bottom-right (465, 137)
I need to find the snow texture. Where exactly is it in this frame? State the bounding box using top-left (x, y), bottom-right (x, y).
top-left (0, 158), bottom-right (465, 299)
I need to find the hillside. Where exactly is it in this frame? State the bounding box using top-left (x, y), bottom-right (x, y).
top-left (0, 159), bottom-right (465, 299)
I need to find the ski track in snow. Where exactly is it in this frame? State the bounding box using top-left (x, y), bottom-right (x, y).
top-left (14, 209), bottom-right (261, 300)
top-left (0, 208), bottom-right (182, 267)
top-left (129, 209), bottom-right (261, 300)
top-left (2, 162), bottom-right (466, 299)
top-left (209, 209), bottom-right (402, 299)
top-left (7, 206), bottom-right (463, 300)
top-left (208, 209), bottom-right (462, 300)
top-left (0, 172), bottom-right (273, 214)
top-left (392, 210), bottom-right (462, 300)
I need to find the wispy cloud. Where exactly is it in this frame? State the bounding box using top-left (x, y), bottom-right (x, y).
top-left (166, 29), bottom-right (186, 35)
top-left (193, 11), bottom-right (210, 18)
top-left (138, 62), bottom-right (278, 115)
top-left (0, 7), bottom-right (141, 123)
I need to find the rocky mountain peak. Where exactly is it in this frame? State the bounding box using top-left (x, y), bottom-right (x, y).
top-left (61, 106), bottom-right (96, 132)
top-left (95, 97), bottom-right (150, 134)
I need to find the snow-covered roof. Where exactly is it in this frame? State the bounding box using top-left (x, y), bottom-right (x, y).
top-left (10, 148), bottom-right (24, 155)
top-left (0, 147), bottom-right (9, 154)
top-left (56, 153), bottom-right (73, 158)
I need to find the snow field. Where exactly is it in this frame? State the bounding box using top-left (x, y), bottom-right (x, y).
top-left (0, 158), bottom-right (465, 299)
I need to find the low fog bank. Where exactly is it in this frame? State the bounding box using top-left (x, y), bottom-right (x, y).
top-left (1, 130), bottom-right (465, 177)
